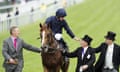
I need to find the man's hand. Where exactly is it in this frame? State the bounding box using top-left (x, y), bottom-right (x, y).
top-left (39, 48), bottom-right (43, 52)
top-left (81, 65), bottom-right (88, 71)
top-left (73, 37), bottom-right (81, 41)
top-left (59, 48), bottom-right (66, 53)
top-left (7, 58), bottom-right (18, 64)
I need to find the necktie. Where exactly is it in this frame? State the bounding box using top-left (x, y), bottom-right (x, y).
top-left (82, 48), bottom-right (84, 59)
top-left (14, 38), bottom-right (17, 48)
top-left (82, 48), bottom-right (84, 54)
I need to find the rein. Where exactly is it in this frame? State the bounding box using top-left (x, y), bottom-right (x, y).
top-left (41, 45), bottom-right (61, 53)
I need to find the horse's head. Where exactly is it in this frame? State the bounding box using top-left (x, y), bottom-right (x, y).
top-left (39, 23), bottom-right (54, 48)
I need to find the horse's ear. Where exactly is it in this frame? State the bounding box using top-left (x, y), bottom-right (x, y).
top-left (39, 23), bottom-right (42, 28)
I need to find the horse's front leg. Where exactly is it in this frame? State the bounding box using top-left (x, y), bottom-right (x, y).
top-left (56, 66), bottom-right (61, 72)
top-left (61, 60), bottom-right (69, 72)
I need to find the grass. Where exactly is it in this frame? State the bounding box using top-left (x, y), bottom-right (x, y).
top-left (0, 0), bottom-right (120, 72)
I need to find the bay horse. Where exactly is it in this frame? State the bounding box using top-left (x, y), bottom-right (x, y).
top-left (39, 23), bottom-right (69, 72)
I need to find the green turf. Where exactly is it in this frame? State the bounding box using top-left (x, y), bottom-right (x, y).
top-left (0, 0), bottom-right (120, 72)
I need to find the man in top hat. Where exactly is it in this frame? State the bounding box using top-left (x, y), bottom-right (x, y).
top-left (94, 31), bottom-right (120, 72)
top-left (63, 35), bottom-right (95, 72)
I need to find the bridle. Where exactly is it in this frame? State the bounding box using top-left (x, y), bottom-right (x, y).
top-left (41, 44), bottom-right (60, 53)
top-left (40, 31), bottom-right (61, 53)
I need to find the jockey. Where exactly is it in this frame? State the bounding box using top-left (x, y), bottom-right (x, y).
top-left (45, 8), bottom-right (79, 62)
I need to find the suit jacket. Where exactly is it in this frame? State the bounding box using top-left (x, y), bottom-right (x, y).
top-left (94, 43), bottom-right (120, 72)
top-left (64, 47), bottom-right (95, 72)
top-left (2, 37), bottom-right (41, 69)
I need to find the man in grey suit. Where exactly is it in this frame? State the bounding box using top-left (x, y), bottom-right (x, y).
top-left (2, 26), bottom-right (41, 72)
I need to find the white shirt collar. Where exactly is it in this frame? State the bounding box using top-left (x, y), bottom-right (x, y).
top-left (83, 46), bottom-right (88, 53)
top-left (108, 43), bottom-right (114, 48)
top-left (11, 36), bottom-right (17, 42)
top-left (84, 46), bottom-right (88, 49)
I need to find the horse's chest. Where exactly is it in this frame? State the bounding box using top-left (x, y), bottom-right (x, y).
top-left (41, 52), bottom-right (62, 66)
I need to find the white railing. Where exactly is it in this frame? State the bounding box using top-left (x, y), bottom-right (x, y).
top-left (0, 0), bottom-right (83, 32)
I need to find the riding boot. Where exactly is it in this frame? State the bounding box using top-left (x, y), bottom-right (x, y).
top-left (64, 47), bottom-right (69, 63)
top-left (57, 39), bottom-right (69, 63)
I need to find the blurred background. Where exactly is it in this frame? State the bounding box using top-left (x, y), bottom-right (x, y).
top-left (0, 0), bottom-right (120, 72)
top-left (0, 0), bottom-right (82, 32)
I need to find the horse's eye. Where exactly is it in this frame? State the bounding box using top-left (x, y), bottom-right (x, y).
top-left (40, 29), bottom-right (43, 31)
top-left (47, 34), bottom-right (50, 37)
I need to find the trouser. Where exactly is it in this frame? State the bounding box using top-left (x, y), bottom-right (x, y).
top-left (5, 67), bottom-right (22, 72)
top-left (57, 38), bottom-right (69, 62)
top-left (102, 68), bottom-right (118, 72)
top-left (4, 63), bottom-right (22, 72)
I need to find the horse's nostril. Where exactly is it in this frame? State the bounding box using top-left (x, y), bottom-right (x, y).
top-left (42, 45), bottom-right (47, 48)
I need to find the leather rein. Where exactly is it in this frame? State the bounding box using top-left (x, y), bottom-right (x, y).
top-left (41, 45), bottom-right (61, 53)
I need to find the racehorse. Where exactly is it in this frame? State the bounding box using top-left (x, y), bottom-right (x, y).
top-left (39, 23), bottom-right (69, 72)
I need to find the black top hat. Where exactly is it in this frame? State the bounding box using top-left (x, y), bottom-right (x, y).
top-left (105, 31), bottom-right (116, 41)
top-left (82, 35), bottom-right (93, 45)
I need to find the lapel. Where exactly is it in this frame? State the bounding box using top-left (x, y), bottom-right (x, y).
top-left (16, 37), bottom-right (21, 51)
top-left (8, 37), bottom-right (21, 51)
top-left (82, 47), bottom-right (90, 61)
top-left (103, 44), bottom-right (108, 56)
top-left (8, 37), bottom-right (16, 51)
top-left (112, 43), bottom-right (116, 62)
top-left (79, 48), bottom-right (83, 60)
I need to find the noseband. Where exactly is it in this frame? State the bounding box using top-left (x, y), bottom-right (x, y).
top-left (41, 44), bottom-right (60, 53)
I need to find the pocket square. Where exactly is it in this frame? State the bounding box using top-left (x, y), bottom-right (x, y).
top-left (87, 54), bottom-right (91, 59)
